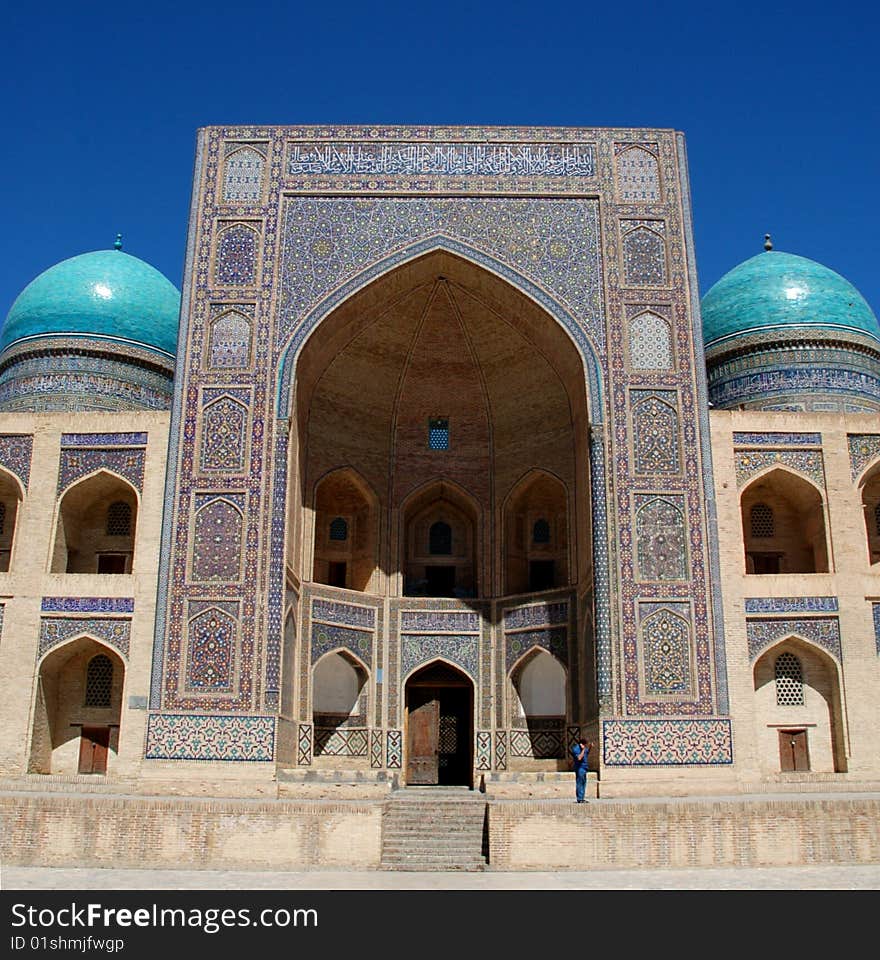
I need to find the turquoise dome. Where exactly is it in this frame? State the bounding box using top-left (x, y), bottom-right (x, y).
top-left (701, 250), bottom-right (879, 349)
top-left (1, 248), bottom-right (180, 358)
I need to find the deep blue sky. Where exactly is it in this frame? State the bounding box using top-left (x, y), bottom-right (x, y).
top-left (3, 1), bottom-right (878, 322)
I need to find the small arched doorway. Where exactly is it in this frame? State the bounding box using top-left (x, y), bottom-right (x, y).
top-left (405, 661), bottom-right (473, 787)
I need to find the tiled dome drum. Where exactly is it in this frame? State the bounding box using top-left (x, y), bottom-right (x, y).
top-left (701, 244), bottom-right (880, 412)
top-left (0, 242), bottom-right (180, 411)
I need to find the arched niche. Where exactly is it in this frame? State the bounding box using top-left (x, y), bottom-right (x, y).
top-left (509, 648), bottom-right (567, 762)
top-left (402, 481), bottom-right (478, 598)
top-left (859, 461), bottom-right (880, 565)
top-left (312, 650), bottom-right (369, 759)
top-left (312, 469), bottom-right (378, 592)
top-left (29, 638), bottom-right (125, 775)
top-left (752, 638), bottom-right (845, 774)
top-left (740, 468), bottom-right (829, 574)
top-left (503, 471), bottom-right (569, 595)
top-left (51, 472), bottom-right (138, 574)
top-left (0, 467), bottom-right (24, 573)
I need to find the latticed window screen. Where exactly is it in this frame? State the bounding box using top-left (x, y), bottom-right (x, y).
top-left (429, 521), bottom-right (452, 555)
top-left (533, 518), bottom-right (550, 544)
top-left (85, 655), bottom-right (113, 708)
top-left (106, 501), bottom-right (132, 537)
top-left (329, 517), bottom-right (348, 541)
top-left (874, 502), bottom-right (880, 536)
top-left (750, 503), bottom-right (774, 538)
top-left (775, 652), bottom-right (804, 706)
top-left (0, 501), bottom-right (5, 536)
top-left (428, 418), bottom-right (449, 450)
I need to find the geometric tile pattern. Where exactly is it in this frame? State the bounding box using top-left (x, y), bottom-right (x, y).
top-left (639, 604), bottom-right (692, 696)
top-left (735, 449), bottom-right (825, 489)
top-left (310, 622), bottom-right (372, 666)
top-left (370, 729), bottom-right (383, 768)
top-left (38, 616), bottom-right (131, 660)
top-left (386, 730), bottom-right (402, 769)
top-left (223, 146), bottom-right (265, 203)
top-left (0, 434), bottom-right (33, 489)
top-left (629, 310), bottom-right (673, 370)
top-left (476, 731), bottom-right (492, 770)
top-left (631, 391), bottom-right (680, 474)
top-left (200, 396), bottom-right (248, 472)
top-left (504, 626), bottom-right (568, 673)
top-left (614, 144), bottom-right (661, 202)
top-left (186, 605), bottom-right (237, 691)
top-left (746, 616), bottom-right (841, 663)
top-left (57, 447), bottom-right (145, 494)
top-left (191, 497), bottom-right (244, 581)
top-left (401, 634), bottom-right (479, 680)
top-left (602, 718), bottom-right (733, 765)
top-left (873, 603), bottom-right (880, 656)
top-left (621, 221), bottom-right (667, 286)
top-left (144, 714), bottom-right (275, 761)
top-left (60, 432), bottom-right (149, 447)
top-left (495, 730), bottom-right (508, 770)
top-left (848, 434), bottom-right (880, 481)
top-left (297, 722), bottom-right (313, 765)
top-left (510, 725), bottom-right (565, 759)
top-left (635, 495), bottom-right (687, 581)
top-left (216, 224), bottom-right (258, 286)
top-left (208, 308), bottom-right (253, 369)
top-left (314, 727), bottom-right (368, 757)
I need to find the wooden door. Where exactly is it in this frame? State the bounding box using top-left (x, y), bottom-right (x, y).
top-left (78, 726), bottom-right (110, 774)
top-left (407, 697), bottom-right (440, 784)
top-left (778, 729), bottom-right (809, 772)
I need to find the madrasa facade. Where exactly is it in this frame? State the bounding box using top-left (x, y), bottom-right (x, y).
top-left (1, 125), bottom-right (878, 800)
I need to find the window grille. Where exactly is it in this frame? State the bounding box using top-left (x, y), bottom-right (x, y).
top-left (429, 521), bottom-right (452, 555)
top-left (775, 652), bottom-right (804, 706)
top-left (428, 418), bottom-right (449, 450)
top-left (85, 655), bottom-right (113, 708)
top-left (750, 503), bottom-right (774, 538)
top-left (329, 517), bottom-right (348, 541)
top-left (533, 518), bottom-right (550, 544)
top-left (106, 501), bottom-right (132, 537)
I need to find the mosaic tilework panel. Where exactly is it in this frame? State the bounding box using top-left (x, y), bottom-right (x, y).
top-left (191, 497), bottom-right (244, 582)
top-left (314, 727), bottom-right (368, 757)
top-left (735, 449), bottom-right (825, 489)
top-left (848, 434), bottom-right (880, 480)
top-left (200, 396), bottom-right (248, 472)
top-left (186, 605), bottom-right (237, 691)
top-left (401, 634), bottom-right (479, 680)
top-left (208, 308), bottom-right (253, 369)
top-left (631, 391), bottom-right (681, 474)
top-left (634, 495), bottom-right (687, 581)
top-left (39, 617), bottom-right (131, 660)
top-left (222, 145), bottom-right (266, 203)
top-left (386, 730), bottom-right (402, 769)
top-left (510, 726), bottom-right (565, 759)
top-left (502, 600), bottom-right (568, 630)
top-left (873, 604), bottom-right (880, 655)
top-left (263, 427), bottom-right (289, 708)
top-left (733, 432), bottom-right (821, 447)
top-left (313, 599), bottom-right (376, 629)
top-left (638, 603), bottom-right (693, 697)
top-left (400, 610), bottom-right (481, 632)
top-left (277, 197), bottom-right (605, 360)
top-left (311, 623), bottom-right (373, 665)
top-left (61, 433), bottom-right (148, 447)
top-left (602, 718), bottom-right (733, 765)
top-left (629, 310), bottom-right (673, 370)
top-left (297, 723), bottom-right (312, 765)
top-left (746, 617), bottom-right (841, 662)
top-left (614, 144), bottom-right (661, 201)
top-left (711, 365), bottom-right (880, 411)
top-left (145, 714), bottom-right (275, 761)
top-left (215, 223), bottom-right (259, 286)
top-left (41, 597), bottom-right (134, 613)
top-left (744, 597), bottom-right (838, 614)
top-left (58, 448), bottom-right (145, 494)
top-left (476, 731), bottom-right (492, 771)
top-left (567, 725), bottom-right (581, 752)
top-left (621, 221), bottom-right (667, 286)
top-left (504, 627), bottom-right (568, 673)
top-left (370, 729), bottom-right (383, 767)
top-left (495, 730), bottom-right (507, 770)
top-left (0, 434), bottom-right (32, 489)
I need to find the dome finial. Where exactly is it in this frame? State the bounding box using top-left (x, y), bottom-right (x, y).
top-left (763, 233), bottom-right (773, 252)
top-left (114, 233), bottom-right (123, 251)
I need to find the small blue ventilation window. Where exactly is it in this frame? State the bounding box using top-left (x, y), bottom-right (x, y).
top-left (533, 519), bottom-right (551, 544)
top-left (428, 418), bottom-right (449, 450)
top-left (329, 517), bottom-right (348, 541)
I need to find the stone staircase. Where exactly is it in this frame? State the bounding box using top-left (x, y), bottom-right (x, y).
top-left (380, 787), bottom-right (489, 871)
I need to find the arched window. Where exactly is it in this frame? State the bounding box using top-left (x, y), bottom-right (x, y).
top-left (429, 521), bottom-right (452, 555)
top-left (532, 519), bottom-right (551, 544)
top-left (329, 517), bottom-right (348, 541)
top-left (775, 652), bottom-right (804, 706)
top-left (106, 501), bottom-right (132, 537)
top-left (85, 654), bottom-right (113, 708)
top-left (750, 503), bottom-right (774, 538)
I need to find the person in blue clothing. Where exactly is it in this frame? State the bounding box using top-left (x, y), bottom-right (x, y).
top-left (571, 739), bottom-right (594, 803)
